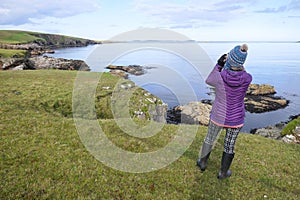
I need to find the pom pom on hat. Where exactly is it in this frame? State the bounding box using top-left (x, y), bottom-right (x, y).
top-left (240, 44), bottom-right (248, 52)
top-left (224, 44), bottom-right (248, 70)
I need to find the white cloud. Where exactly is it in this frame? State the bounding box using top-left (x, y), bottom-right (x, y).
top-left (0, 0), bottom-right (101, 25)
top-left (255, 0), bottom-right (300, 13)
top-left (132, 0), bottom-right (253, 28)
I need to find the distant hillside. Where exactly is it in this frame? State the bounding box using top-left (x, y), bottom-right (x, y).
top-left (0, 30), bottom-right (98, 47)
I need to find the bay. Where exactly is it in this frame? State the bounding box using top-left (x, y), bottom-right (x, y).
top-left (46, 42), bottom-right (300, 132)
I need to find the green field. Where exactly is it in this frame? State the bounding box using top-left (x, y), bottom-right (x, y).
top-left (0, 30), bottom-right (94, 46)
top-left (0, 70), bottom-right (299, 199)
top-left (0, 30), bottom-right (45, 44)
top-left (0, 48), bottom-right (27, 58)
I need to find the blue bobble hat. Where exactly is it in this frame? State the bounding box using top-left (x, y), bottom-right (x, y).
top-left (224, 44), bottom-right (248, 70)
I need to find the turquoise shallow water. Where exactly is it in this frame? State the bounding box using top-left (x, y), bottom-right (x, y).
top-left (46, 42), bottom-right (300, 132)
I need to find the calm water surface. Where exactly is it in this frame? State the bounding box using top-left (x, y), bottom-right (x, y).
top-left (47, 42), bottom-right (300, 132)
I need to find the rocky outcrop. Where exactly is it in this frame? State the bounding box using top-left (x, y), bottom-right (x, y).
top-left (149, 104), bottom-right (168, 123)
top-left (106, 65), bottom-right (145, 78)
top-left (244, 84), bottom-right (289, 113)
top-left (167, 101), bottom-right (212, 125)
top-left (0, 56), bottom-right (90, 71)
top-left (246, 84), bottom-right (276, 95)
top-left (0, 43), bottom-right (41, 50)
top-left (30, 33), bottom-right (97, 48)
top-left (0, 43), bottom-right (55, 57)
top-left (0, 58), bottom-right (33, 70)
top-left (251, 115), bottom-right (300, 144)
top-left (282, 129), bottom-right (300, 144)
top-left (251, 123), bottom-right (285, 140)
top-left (1, 31), bottom-right (99, 59)
top-left (109, 69), bottom-right (129, 79)
top-left (244, 95), bottom-right (289, 113)
top-left (166, 84), bottom-right (289, 126)
top-left (29, 56), bottom-right (90, 71)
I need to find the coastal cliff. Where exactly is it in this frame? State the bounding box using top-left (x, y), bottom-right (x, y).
top-left (0, 30), bottom-right (97, 70)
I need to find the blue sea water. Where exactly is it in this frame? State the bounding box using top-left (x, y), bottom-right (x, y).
top-left (46, 42), bottom-right (300, 132)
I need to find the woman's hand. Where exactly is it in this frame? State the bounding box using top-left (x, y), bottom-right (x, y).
top-left (217, 54), bottom-right (228, 67)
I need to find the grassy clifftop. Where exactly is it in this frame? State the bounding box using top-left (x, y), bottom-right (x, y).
top-left (0, 30), bottom-right (43, 44)
top-left (0, 70), bottom-right (299, 199)
top-left (0, 30), bottom-right (96, 46)
top-left (0, 30), bottom-right (98, 60)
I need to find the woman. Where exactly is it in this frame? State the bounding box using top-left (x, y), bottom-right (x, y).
top-left (196, 44), bottom-right (252, 179)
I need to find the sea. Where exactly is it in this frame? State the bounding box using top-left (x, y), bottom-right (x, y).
top-left (46, 42), bottom-right (300, 133)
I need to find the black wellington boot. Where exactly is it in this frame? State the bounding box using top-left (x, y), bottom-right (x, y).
top-left (217, 152), bottom-right (234, 179)
top-left (196, 142), bottom-right (212, 171)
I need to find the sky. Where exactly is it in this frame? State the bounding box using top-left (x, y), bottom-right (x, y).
top-left (0, 0), bottom-right (299, 41)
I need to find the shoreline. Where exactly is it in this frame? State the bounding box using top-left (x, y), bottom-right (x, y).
top-left (3, 40), bottom-right (298, 140)
top-left (106, 64), bottom-right (295, 131)
top-left (2, 51), bottom-right (296, 135)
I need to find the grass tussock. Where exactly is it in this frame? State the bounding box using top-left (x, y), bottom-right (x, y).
top-left (0, 70), bottom-right (299, 199)
top-left (282, 117), bottom-right (300, 136)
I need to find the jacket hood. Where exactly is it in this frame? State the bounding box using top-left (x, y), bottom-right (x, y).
top-left (220, 69), bottom-right (248, 87)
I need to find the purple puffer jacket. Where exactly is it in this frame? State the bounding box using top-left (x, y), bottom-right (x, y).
top-left (206, 64), bottom-right (252, 127)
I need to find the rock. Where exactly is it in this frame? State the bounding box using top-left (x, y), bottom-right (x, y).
top-left (167, 102), bottom-right (212, 125)
top-left (247, 84), bottom-right (276, 95)
top-left (253, 126), bottom-right (283, 140)
top-left (12, 64), bottom-right (26, 70)
top-left (106, 64), bottom-right (145, 77)
top-left (134, 110), bottom-right (146, 120)
top-left (0, 43), bottom-right (53, 57)
top-left (149, 104), bottom-right (168, 123)
top-left (0, 58), bottom-right (35, 70)
top-left (0, 56), bottom-right (89, 71)
top-left (244, 95), bottom-right (289, 113)
top-left (293, 126), bottom-right (300, 134)
top-left (30, 33), bottom-right (97, 48)
top-left (29, 56), bottom-right (90, 71)
top-left (244, 84), bottom-right (289, 113)
top-left (251, 115), bottom-right (300, 144)
top-left (30, 49), bottom-right (55, 56)
top-left (102, 86), bottom-right (111, 90)
top-left (206, 84), bottom-right (288, 113)
top-left (282, 134), bottom-right (298, 144)
top-left (0, 58), bottom-right (25, 70)
top-left (110, 70), bottom-right (128, 79)
top-left (0, 43), bottom-right (42, 50)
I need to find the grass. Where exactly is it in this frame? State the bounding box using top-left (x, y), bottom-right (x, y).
top-left (282, 117), bottom-right (300, 136)
top-left (1, 70), bottom-right (299, 199)
top-left (0, 48), bottom-right (27, 58)
top-left (0, 30), bottom-right (45, 44)
top-left (0, 30), bottom-right (93, 46)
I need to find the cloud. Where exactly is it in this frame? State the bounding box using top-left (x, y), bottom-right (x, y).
top-left (213, 0), bottom-right (257, 8)
top-left (0, 0), bottom-right (101, 25)
top-left (255, 0), bottom-right (300, 13)
top-left (289, 0), bottom-right (300, 10)
top-left (132, 0), bottom-right (252, 29)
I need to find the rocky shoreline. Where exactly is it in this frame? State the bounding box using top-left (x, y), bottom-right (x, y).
top-left (0, 32), bottom-right (98, 71)
top-left (165, 83), bottom-right (299, 144)
top-left (251, 114), bottom-right (300, 144)
top-left (167, 84), bottom-right (289, 123)
top-left (105, 64), bottom-right (158, 78)
top-left (2, 37), bottom-right (297, 144)
top-left (106, 64), bottom-right (146, 78)
top-left (0, 56), bottom-right (90, 71)
top-left (105, 64), bottom-right (283, 125)
top-left (0, 33), bottom-right (98, 57)
top-left (245, 84), bottom-right (289, 113)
